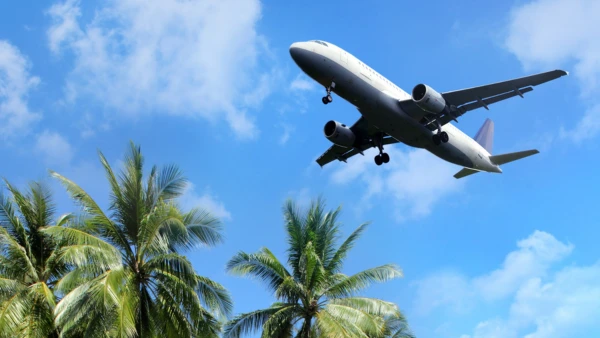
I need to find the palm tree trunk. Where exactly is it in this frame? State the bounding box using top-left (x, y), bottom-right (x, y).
top-left (301, 317), bottom-right (312, 338)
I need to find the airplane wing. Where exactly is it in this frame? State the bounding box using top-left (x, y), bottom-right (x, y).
top-left (398, 69), bottom-right (568, 130)
top-left (316, 116), bottom-right (399, 167)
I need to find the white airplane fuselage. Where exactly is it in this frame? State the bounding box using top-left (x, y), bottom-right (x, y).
top-left (289, 40), bottom-right (501, 173)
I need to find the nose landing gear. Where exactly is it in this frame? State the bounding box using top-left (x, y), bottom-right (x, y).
top-left (322, 81), bottom-right (335, 105)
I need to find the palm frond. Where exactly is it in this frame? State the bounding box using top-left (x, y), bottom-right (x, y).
top-left (223, 304), bottom-right (291, 338)
top-left (325, 264), bottom-right (403, 299)
top-left (315, 307), bottom-right (368, 338)
top-left (260, 304), bottom-right (299, 338)
top-left (227, 248), bottom-right (291, 292)
top-left (49, 170), bottom-right (132, 256)
top-left (325, 303), bottom-right (386, 337)
top-left (326, 223), bottom-right (369, 274)
top-left (195, 275), bottom-right (233, 319)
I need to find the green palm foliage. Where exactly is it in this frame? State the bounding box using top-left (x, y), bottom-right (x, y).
top-left (224, 198), bottom-right (409, 338)
top-left (375, 313), bottom-right (416, 338)
top-left (46, 142), bottom-right (232, 337)
top-left (0, 180), bottom-right (69, 338)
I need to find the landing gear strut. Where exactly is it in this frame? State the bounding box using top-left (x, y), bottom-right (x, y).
top-left (432, 120), bottom-right (449, 145)
top-left (322, 81), bottom-right (335, 104)
top-left (373, 133), bottom-right (390, 166)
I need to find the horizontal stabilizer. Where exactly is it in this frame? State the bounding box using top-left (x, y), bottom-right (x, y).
top-left (454, 167), bottom-right (481, 179)
top-left (489, 149), bottom-right (539, 165)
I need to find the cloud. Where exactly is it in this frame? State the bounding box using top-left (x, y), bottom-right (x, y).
top-left (278, 123), bottom-right (295, 145)
top-left (290, 73), bottom-right (315, 92)
top-left (504, 0), bottom-right (600, 141)
top-left (329, 146), bottom-right (464, 220)
top-left (413, 270), bottom-right (473, 315)
top-left (0, 40), bottom-right (41, 140)
top-left (472, 230), bottom-right (573, 301)
top-left (180, 183), bottom-right (232, 222)
top-left (35, 130), bottom-right (74, 166)
top-left (46, 0), bottom-right (81, 54)
top-left (414, 231), bottom-right (572, 314)
top-left (46, 0), bottom-right (277, 140)
top-left (559, 104), bottom-right (600, 143)
top-left (414, 230), bottom-right (600, 337)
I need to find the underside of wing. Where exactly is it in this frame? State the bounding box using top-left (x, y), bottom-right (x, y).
top-left (315, 116), bottom-right (398, 167)
top-left (397, 69), bottom-right (568, 130)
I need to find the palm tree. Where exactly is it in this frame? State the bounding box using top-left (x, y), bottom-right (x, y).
top-left (224, 198), bottom-right (408, 338)
top-left (376, 313), bottom-right (416, 338)
top-left (45, 141), bottom-right (232, 337)
top-left (0, 179), bottom-right (70, 338)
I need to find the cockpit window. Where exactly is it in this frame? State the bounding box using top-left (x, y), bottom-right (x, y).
top-left (311, 40), bottom-right (328, 47)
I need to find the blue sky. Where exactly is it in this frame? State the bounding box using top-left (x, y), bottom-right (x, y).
top-left (1, 0), bottom-right (599, 337)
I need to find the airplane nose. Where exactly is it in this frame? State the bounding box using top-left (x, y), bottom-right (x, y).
top-left (289, 42), bottom-right (302, 60)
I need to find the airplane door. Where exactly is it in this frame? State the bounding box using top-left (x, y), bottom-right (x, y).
top-left (340, 51), bottom-right (348, 64)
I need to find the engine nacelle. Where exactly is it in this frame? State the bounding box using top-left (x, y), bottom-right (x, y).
top-left (323, 120), bottom-right (356, 148)
top-left (411, 84), bottom-right (446, 114)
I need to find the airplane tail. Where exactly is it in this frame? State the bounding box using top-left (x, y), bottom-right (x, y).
top-left (453, 119), bottom-right (539, 179)
top-left (474, 118), bottom-right (494, 153)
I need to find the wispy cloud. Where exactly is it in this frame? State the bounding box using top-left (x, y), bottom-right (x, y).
top-left (328, 146), bottom-right (464, 221)
top-left (290, 73), bottom-right (315, 92)
top-left (414, 230), bottom-right (600, 338)
top-left (504, 0), bottom-right (600, 143)
top-left (46, 0), bottom-right (278, 140)
top-left (180, 183), bottom-right (232, 222)
top-left (35, 130), bottom-right (74, 167)
top-left (0, 40), bottom-right (41, 140)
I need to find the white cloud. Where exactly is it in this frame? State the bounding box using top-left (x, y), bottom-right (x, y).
top-left (0, 40), bottom-right (41, 139)
top-left (504, 0), bottom-right (600, 141)
top-left (46, 0), bottom-right (81, 54)
top-left (414, 230), bottom-right (600, 337)
top-left (413, 270), bottom-right (473, 315)
top-left (329, 146), bottom-right (464, 220)
top-left (290, 73), bottom-right (315, 92)
top-left (278, 123), bottom-right (295, 145)
top-left (180, 183), bottom-right (232, 221)
top-left (559, 104), bottom-right (600, 143)
top-left (35, 130), bottom-right (74, 166)
top-left (46, 0), bottom-right (277, 140)
top-left (472, 230), bottom-right (573, 301)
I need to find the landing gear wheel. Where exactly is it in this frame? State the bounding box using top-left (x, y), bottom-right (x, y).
top-left (440, 131), bottom-right (449, 143)
top-left (381, 153), bottom-right (390, 163)
top-left (326, 94), bottom-right (332, 103)
top-left (322, 96), bottom-right (329, 104)
top-left (432, 134), bottom-right (441, 145)
top-left (374, 155), bottom-right (383, 166)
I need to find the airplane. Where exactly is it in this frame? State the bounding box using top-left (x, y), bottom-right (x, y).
top-left (289, 40), bottom-right (568, 179)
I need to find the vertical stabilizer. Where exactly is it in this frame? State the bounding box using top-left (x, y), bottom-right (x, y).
top-left (474, 118), bottom-right (494, 153)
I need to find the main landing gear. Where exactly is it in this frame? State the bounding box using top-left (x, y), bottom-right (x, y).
top-left (432, 120), bottom-right (449, 145)
top-left (373, 133), bottom-right (390, 166)
top-left (432, 131), bottom-right (449, 145)
top-left (321, 81), bottom-right (335, 105)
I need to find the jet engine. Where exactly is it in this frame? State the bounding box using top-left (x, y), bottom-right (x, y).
top-left (411, 84), bottom-right (447, 114)
top-left (323, 120), bottom-right (356, 147)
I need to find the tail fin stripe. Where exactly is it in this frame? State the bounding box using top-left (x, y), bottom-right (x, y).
top-left (474, 118), bottom-right (494, 153)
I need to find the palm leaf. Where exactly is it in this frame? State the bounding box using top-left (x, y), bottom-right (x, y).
top-left (325, 265), bottom-right (403, 299)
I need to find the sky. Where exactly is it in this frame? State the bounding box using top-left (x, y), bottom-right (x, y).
top-left (1, 0), bottom-right (599, 337)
